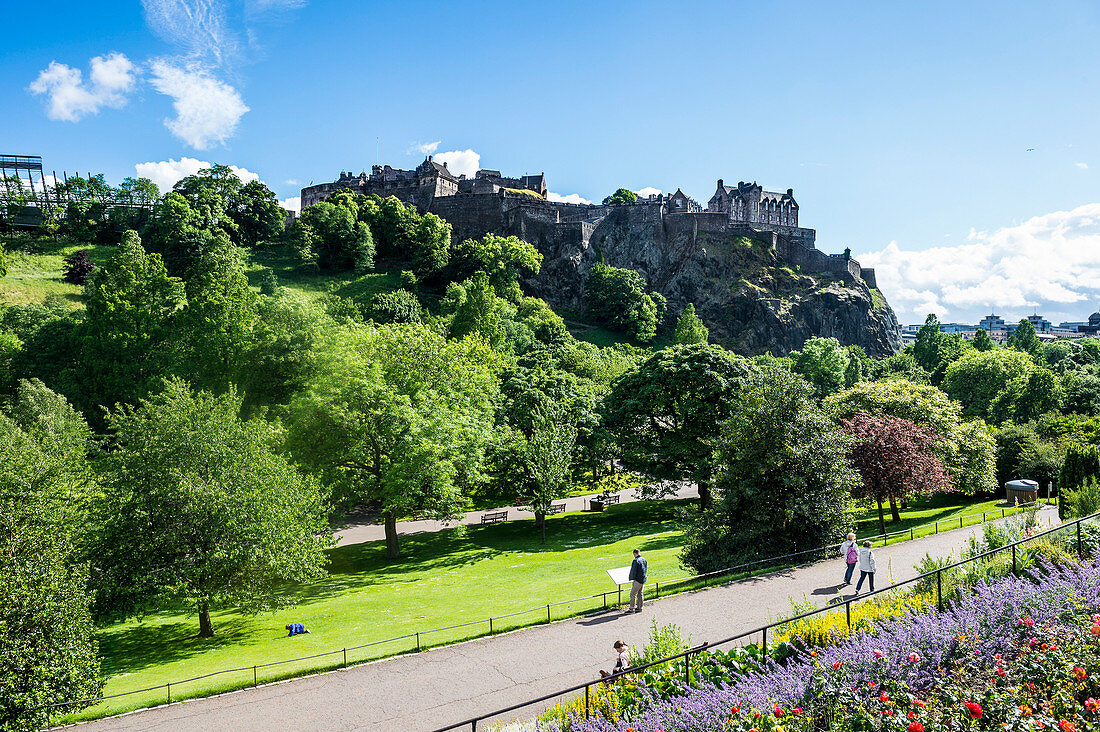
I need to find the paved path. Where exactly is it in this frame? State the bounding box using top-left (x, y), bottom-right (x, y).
top-left (71, 506), bottom-right (1059, 732)
top-left (335, 481), bottom-right (699, 546)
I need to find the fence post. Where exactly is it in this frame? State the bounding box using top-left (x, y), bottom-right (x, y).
top-left (846, 600), bottom-right (851, 629)
top-left (585, 684), bottom-right (590, 718)
top-left (656, 581), bottom-right (659, 599)
top-left (937, 570), bottom-right (942, 612)
top-left (935, 521), bottom-right (939, 535)
top-left (416, 632), bottom-right (421, 652)
top-left (762, 626), bottom-right (767, 656)
top-left (960, 516), bottom-right (963, 529)
top-left (603, 592), bottom-right (607, 611)
top-left (910, 527), bottom-right (914, 541)
top-left (1012, 545), bottom-right (1017, 576)
top-left (489, 617), bottom-right (494, 635)
top-left (685, 651), bottom-right (691, 686)
top-left (253, 665), bottom-right (257, 686)
top-left (167, 682), bottom-right (171, 704)
top-left (1002, 508), bottom-right (1006, 519)
top-left (547, 605), bottom-right (551, 624)
top-left (1078, 521), bottom-right (1084, 558)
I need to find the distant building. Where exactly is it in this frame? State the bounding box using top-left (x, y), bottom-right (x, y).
top-left (1027, 313), bottom-right (1052, 333)
top-left (979, 313), bottom-right (1006, 332)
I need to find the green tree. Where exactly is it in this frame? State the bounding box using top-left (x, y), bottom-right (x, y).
top-left (790, 337), bottom-right (852, 397)
top-left (1, 381), bottom-right (101, 729)
top-left (602, 188), bottom-right (637, 206)
top-left (448, 273), bottom-right (506, 347)
top-left (1007, 318), bottom-right (1043, 358)
top-left (177, 235), bottom-right (258, 391)
top-left (450, 234), bottom-right (542, 302)
top-left (365, 290), bottom-right (422, 324)
top-left (989, 367), bottom-right (1064, 424)
top-left (74, 232), bottom-right (185, 421)
top-left (231, 179), bottom-right (285, 247)
top-left (293, 200), bottom-right (374, 272)
top-left (0, 242), bottom-right (7, 278)
top-left (117, 176), bottom-right (160, 206)
top-left (972, 328), bottom-right (995, 352)
top-left (601, 344), bottom-right (754, 510)
top-left (526, 404), bottom-right (578, 544)
top-left (911, 314), bottom-right (964, 384)
top-left (144, 192), bottom-right (210, 275)
top-left (673, 303), bottom-right (708, 345)
top-left (286, 324), bottom-right (498, 558)
top-left (585, 263), bottom-right (663, 342)
top-left (96, 379), bottom-right (332, 637)
top-left (825, 379), bottom-right (997, 495)
top-left (409, 213), bottom-right (452, 278)
top-left (680, 364), bottom-right (857, 572)
top-left (941, 349), bottom-right (1037, 419)
top-left (1061, 443), bottom-right (1100, 492)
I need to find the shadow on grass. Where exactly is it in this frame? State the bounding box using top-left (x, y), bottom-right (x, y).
top-left (97, 616), bottom-right (254, 676)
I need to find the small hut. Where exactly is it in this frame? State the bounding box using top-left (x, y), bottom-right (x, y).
top-left (1006, 479), bottom-right (1039, 504)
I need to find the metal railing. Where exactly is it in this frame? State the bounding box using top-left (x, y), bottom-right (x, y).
top-left (37, 500), bottom-right (1048, 721)
top-left (433, 506), bottom-right (1092, 731)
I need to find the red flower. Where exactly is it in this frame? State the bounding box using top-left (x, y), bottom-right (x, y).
top-left (833, 661), bottom-right (842, 669)
top-left (1019, 617), bottom-right (1035, 627)
top-left (774, 707), bottom-right (784, 718)
top-left (908, 711), bottom-right (918, 720)
top-left (730, 706), bottom-right (741, 715)
top-left (914, 700), bottom-right (927, 709)
top-left (908, 724), bottom-right (925, 732)
top-left (1060, 721), bottom-right (1076, 732)
top-left (1086, 698), bottom-right (1100, 712)
top-left (880, 691), bottom-right (890, 703)
top-left (883, 709), bottom-right (895, 717)
top-left (793, 708), bottom-right (802, 715)
top-left (873, 649), bottom-right (884, 658)
top-left (1090, 621), bottom-right (1100, 637)
top-left (965, 701), bottom-right (983, 719)
top-left (1074, 667), bottom-right (1088, 681)
top-left (1019, 705), bottom-right (1033, 716)
top-left (996, 667), bottom-right (1006, 678)
top-left (749, 729), bottom-right (760, 732)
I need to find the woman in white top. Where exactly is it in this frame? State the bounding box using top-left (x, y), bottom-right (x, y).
top-left (855, 541), bottom-right (877, 593)
top-left (600, 640), bottom-right (630, 682)
top-left (839, 532), bottom-right (858, 586)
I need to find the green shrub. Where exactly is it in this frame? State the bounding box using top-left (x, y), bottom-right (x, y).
top-left (628, 619), bottom-right (690, 671)
top-left (1063, 477), bottom-right (1100, 518)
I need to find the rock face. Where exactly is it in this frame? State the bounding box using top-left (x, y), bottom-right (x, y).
top-left (514, 206), bottom-right (901, 357)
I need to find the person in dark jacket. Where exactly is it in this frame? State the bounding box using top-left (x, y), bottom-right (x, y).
top-left (285, 623), bottom-right (310, 636)
top-left (626, 548), bottom-right (647, 613)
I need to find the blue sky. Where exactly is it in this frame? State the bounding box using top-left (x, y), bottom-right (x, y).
top-left (6, 0), bottom-right (1100, 325)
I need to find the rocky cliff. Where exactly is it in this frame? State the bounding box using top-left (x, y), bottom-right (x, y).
top-left (513, 206), bottom-right (901, 357)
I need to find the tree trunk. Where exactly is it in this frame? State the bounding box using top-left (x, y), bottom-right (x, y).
top-left (384, 512), bottom-right (400, 559)
top-left (876, 498), bottom-right (886, 536)
top-left (535, 511), bottom-right (546, 544)
top-left (698, 481), bottom-right (713, 511)
top-left (889, 495), bottom-right (901, 523)
top-left (198, 602), bottom-right (215, 638)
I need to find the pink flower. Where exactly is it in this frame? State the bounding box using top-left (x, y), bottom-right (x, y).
top-left (833, 661), bottom-right (842, 669)
top-left (773, 706), bottom-right (784, 718)
top-left (908, 652), bottom-right (921, 663)
top-left (1085, 698), bottom-right (1099, 712)
top-left (1019, 617), bottom-right (1036, 627)
top-left (873, 649), bottom-right (884, 658)
top-left (908, 724), bottom-right (925, 732)
top-left (880, 691), bottom-right (890, 703)
top-left (1074, 667), bottom-right (1088, 681)
top-left (996, 667), bottom-right (1006, 678)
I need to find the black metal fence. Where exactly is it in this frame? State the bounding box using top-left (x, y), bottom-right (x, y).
top-left (39, 501), bottom-right (1048, 722)
top-left (433, 507), bottom-right (1093, 731)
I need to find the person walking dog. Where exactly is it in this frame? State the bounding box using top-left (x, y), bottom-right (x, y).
top-left (840, 532), bottom-right (858, 586)
top-left (855, 541), bottom-right (877, 593)
top-left (626, 548), bottom-right (647, 613)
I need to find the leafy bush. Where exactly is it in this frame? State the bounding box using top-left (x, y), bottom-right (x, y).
top-left (1064, 478), bottom-right (1100, 518)
top-left (628, 620), bottom-right (691, 670)
top-left (584, 263), bottom-right (665, 342)
top-left (365, 290), bottom-right (422, 324)
top-left (62, 249), bottom-right (95, 285)
top-left (775, 592), bottom-right (934, 650)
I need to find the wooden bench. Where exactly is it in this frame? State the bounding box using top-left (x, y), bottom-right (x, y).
top-left (602, 494), bottom-right (621, 506)
top-left (481, 510), bottom-right (509, 524)
top-left (546, 502), bottom-right (567, 515)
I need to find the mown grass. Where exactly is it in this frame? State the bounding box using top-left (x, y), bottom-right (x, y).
top-left (0, 236), bottom-right (115, 307)
top-left (63, 494), bottom-right (1023, 723)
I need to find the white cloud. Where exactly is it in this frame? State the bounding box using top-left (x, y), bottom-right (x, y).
top-left (408, 140), bottom-right (441, 155)
top-left (148, 60), bottom-right (249, 149)
top-left (134, 156), bottom-right (260, 191)
top-left (634, 186), bottom-right (662, 198)
top-left (142, 0), bottom-right (239, 66)
top-left (1076, 162), bottom-right (1089, 170)
top-left (434, 149), bottom-right (480, 178)
top-left (861, 202), bottom-right (1100, 325)
top-left (279, 196), bottom-right (301, 213)
top-left (547, 192), bottom-right (592, 205)
top-left (284, 178), bottom-right (299, 185)
top-left (28, 53), bottom-right (138, 122)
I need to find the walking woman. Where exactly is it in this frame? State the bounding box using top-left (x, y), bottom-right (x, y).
top-left (840, 532), bottom-right (858, 586)
top-left (855, 540), bottom-right (877, 593)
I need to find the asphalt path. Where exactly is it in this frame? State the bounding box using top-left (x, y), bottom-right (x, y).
top-left (68, 506), bottom-right (1059, 732)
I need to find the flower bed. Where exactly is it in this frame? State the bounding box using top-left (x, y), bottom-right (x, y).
top-left (569, 560), bottom-right (1100, 731)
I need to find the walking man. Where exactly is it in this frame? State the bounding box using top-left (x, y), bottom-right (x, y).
top-left (855, 540), bottom-right (876, 593)
top-left (626, 548), bottom-right (647, 613)
top-left (840, 532), bottom-right (858, 586)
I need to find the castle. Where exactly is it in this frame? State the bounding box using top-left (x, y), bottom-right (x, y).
top-left (299, 158), bottom-right (877, 289)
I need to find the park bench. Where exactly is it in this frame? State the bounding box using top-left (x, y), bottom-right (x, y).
top-left (546, 502), bottom-right (567, 515)
top-left (589, 494), bottom-right (620, 512)
top-left (602, 494), bottom-right (620, 506)
top-left (481, 510), bottom-right (509, 524)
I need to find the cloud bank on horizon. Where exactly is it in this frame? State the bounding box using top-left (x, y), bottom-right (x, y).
top-left (29, 0), bottom-right (297, 149)
top-left (862, 202), bottom-right (1100, 326)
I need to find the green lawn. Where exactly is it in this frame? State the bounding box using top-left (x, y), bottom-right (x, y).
top-left (63, 493), bottom-right (1034, 723)
top-left (851, 494), bottom-right (1044, 547)
top-left (0, 237), bottom-right (115, 307)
